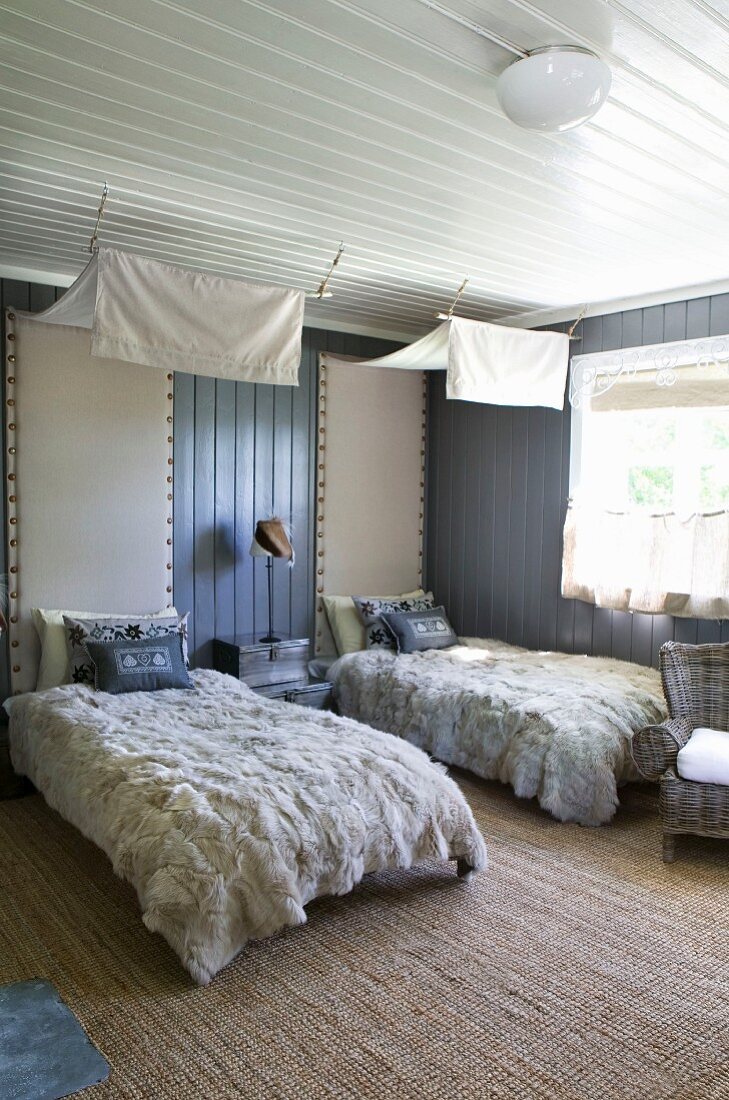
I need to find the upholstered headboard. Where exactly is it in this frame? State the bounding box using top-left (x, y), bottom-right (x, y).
top-left (5, 309), bottom-right (173, 694)
top-left (315, 354), bottom-right (426, 654)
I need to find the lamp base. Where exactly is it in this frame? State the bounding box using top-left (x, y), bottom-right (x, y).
top-left (259, 633), bottom-right (281, 644)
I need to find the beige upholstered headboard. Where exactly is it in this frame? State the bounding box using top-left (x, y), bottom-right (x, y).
top-left (5, 309), bottom-right (173, 694)
top-left (315, 354), bottom-right (426, 654)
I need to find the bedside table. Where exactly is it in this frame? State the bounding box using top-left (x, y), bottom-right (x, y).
top-left (256, 675), bottom-right (333, 710)
top-left (212, 634), bottom-right (311, 692)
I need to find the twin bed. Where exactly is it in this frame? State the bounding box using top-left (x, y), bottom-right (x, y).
top-left (331, 639), bottom-right (666, 828)
top-left (7, 669), bottom-right (487, 986)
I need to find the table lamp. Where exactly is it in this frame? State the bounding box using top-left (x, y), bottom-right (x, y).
top-left (249, 518), bottom-right (294, 643)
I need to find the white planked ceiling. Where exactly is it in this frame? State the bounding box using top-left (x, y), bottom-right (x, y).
top-left (1, 0), bottom-right (729, 339)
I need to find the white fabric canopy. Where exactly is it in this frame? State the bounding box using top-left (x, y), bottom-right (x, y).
top-left (35, 248), bottom-right (304, 385)
top-left (339, 316), bottom-right (569, 408)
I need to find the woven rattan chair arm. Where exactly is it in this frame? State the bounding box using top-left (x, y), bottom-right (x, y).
top-left (631, 718), bottom-right (696, 780)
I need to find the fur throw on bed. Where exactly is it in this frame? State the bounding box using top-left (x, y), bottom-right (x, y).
top-left (332, 640), bottom-right (666, 827)
top-left (9, 671), bottom-right (486, 985)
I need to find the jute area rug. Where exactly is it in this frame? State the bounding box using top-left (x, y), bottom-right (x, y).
top-left (1, 776), bottom-right (727, 1100)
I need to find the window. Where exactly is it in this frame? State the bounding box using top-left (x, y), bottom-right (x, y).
top-left (563, 364), bottom-right (729, 619)
top-left (576, 405), bottom-right (729, 514)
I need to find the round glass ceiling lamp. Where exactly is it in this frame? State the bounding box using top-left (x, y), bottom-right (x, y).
top-left (496, 46), bottom-right (612, 132)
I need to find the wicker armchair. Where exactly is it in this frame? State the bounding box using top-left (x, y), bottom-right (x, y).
top-left (632, 641), bottom-right (729, 862)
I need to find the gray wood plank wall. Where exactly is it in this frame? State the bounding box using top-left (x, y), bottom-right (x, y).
top-left (1, 280), bottom-right (398, 674)
top-left (173, 327), bottom-right (399, 667)
top-left (426, 294), bottom-right (729, 666)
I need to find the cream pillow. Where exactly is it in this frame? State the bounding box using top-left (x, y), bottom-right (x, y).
top-left (32, 606), bottom-right (179, 691)
top-left (324, 589), bottom-right (424, 656)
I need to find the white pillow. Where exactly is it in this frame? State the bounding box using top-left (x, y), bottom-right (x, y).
top-left (32, 606), bottom-right (179, 691)
top-left (677, 727), bottom-right (729, 787)
top-left (323, 589), bottom-right (424, 656)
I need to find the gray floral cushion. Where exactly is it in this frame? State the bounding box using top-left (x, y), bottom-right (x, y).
top-left (64, 614), bottom-right (183, 685)
top-left (352, 592), bottom-right (435, 650)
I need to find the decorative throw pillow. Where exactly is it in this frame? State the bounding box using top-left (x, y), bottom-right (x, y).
top-left (84, 635), bottom-right (193, 694)
top-left (64, 614), bottom-right (181, 685)
top-left (380, 606), bottom-right (459, 654)
top-left (323, 589), bottom-right (425, 655)
top-left (353, 592), bottom-right (435, 650)
top-left (32, 606), bottom-right (181, 690)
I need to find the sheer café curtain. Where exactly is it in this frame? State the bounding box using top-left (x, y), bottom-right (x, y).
top-left (562, 363), bottom-right (729, 619)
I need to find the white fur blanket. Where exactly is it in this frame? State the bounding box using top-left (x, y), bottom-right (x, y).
top-left (8, 670), bottom-right (486, 985)
top-left (332, 640), bottom-right (666, 827)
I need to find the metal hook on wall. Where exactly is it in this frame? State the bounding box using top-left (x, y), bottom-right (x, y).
top-left (568, 303), bottom-right (589, 341)
top-left (87, 181), bottom-right (109, 254)
top-left (308, 242), bottom-right (345, 299)
top-left (436, 276), bottom-right (469, 321)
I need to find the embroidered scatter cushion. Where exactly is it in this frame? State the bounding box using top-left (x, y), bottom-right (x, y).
top-left (64, 614), bottom-right (181, 685)
top-left (84, 635), bottom-right (193, 694)
top-left (323, 589), bottom-right (425, 655)
top-left (32, 606), bottom-right (182, 690)
top-left (380, 606), bottom-right (459, 654)
top-left (353, 592), bottom-right (435, 650)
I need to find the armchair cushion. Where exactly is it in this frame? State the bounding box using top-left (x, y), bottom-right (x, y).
top-left (677, 727), bottom-right (729, 786)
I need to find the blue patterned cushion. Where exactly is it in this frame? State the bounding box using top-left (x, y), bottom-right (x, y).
top-left (64, 614), bottom-right (187, 685)
top-left (380, 606), bottom-right (458, 654)
top-left (352, 593), bottom-right (435, 650)
top-left (84, 635), bottom-right (193, 694)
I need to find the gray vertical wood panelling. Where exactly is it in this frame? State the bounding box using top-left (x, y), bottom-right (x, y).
top-left (173, 327), bottom-right (399, 666)
top-left (426, 294), bottom-right (729, 667)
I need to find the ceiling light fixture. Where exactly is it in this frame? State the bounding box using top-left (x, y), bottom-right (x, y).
top-left (496, 46), bottom-right (612, 132)
top-left (415, 2), bottom-right (611, 133)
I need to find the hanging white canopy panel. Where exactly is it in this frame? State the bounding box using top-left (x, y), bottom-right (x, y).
top-left (34, 248), bottom-right (304, 386)
top-left (335, 316), bottom-right (569, 409)
top-left (35, 252), bottom-right (100, 328)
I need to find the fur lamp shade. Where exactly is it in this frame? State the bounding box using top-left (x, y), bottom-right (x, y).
top-left (249, 518), bottom-right (294, 563)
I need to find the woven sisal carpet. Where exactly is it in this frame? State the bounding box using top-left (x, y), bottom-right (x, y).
top-left (1, 776), bottom-right (727, 1100)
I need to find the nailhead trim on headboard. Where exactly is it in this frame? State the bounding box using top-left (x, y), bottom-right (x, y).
top-left (4, 309), bottom-right (19, 687)
top-left (420, 373), bottom-right (427, 585)
top-left (315, 356), bottom-right (327, 648)
top-left (166, 373), bottom-right (174, 596)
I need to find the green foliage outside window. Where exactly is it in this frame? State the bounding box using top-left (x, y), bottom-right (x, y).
top-left (701, 465), bottom-right (729, 509)
top-left (628, 466), bottom-right (674, 509)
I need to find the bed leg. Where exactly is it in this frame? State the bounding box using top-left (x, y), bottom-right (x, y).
top-left (456, 859), bottom-right (474, 883)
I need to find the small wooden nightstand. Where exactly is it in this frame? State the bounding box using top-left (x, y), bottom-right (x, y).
top-left (212, 634), bottom-right (311, 692)
top-left (212, 635), bottom-right (332, 710)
